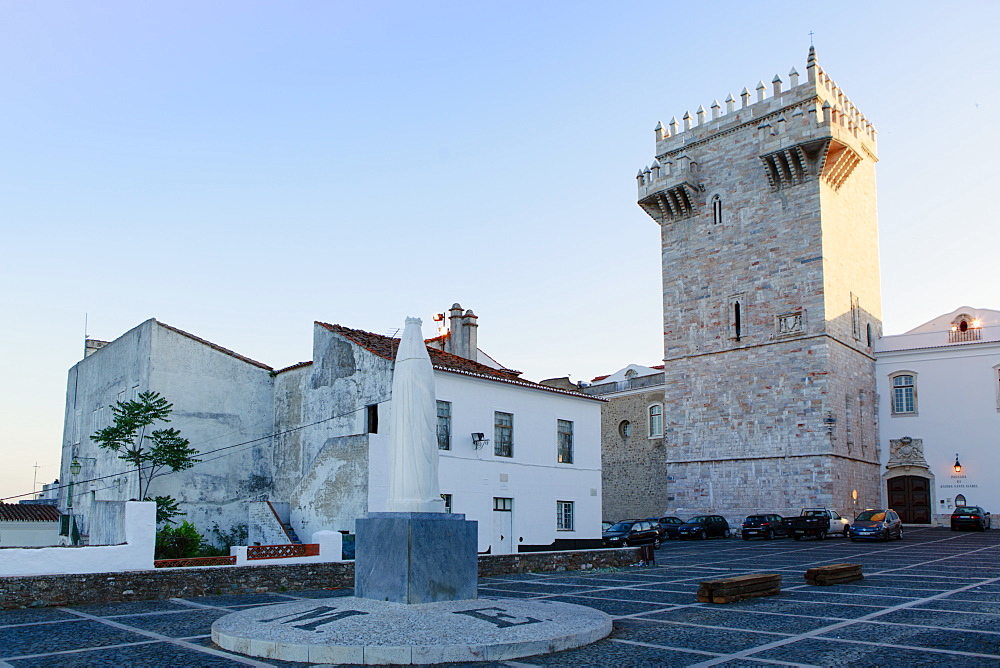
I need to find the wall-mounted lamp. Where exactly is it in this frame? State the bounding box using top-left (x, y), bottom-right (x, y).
top-left (953, 453), bottom-right (962, 473)
top-left (471, 433), bottom-right (490, 450)
top-left (69, 457), bottom-right (97, 476)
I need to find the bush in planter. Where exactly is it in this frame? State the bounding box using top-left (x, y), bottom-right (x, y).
top-left (155, 521), bottom-right (204, 560)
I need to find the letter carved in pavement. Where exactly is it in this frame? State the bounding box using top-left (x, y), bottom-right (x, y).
top-left (260, 605), bottom-right (369, 632)
top-left (452, 607), bottom-right (542, 629)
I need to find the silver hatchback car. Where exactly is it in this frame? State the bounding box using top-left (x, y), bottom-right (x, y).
top-left (849, 509), bottom-right (903, 542)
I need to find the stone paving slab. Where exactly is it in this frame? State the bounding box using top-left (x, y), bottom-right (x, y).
top-left (752, 636), bottom-right (989, 666)
top-left (640, 606), bottom-right (836, 634)
top-left (614, 618), bottom-right (788, 652)
top-left (1, 527), bottom-right (997, 666)
top-left (4, 641), bottom-right (251, 667)
top-left (116, 608), bottom-right (232, 636)
top-left (1, 619), bottom-right (150, 657)
top-left (541, 594), bottom-right (672, 617)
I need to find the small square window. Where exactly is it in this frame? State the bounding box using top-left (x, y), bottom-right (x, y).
top-left (493, 497), bottom-right (513, 512)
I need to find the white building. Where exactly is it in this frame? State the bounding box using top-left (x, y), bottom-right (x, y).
top-left (0, 503), bottom-right (62, 547)
top-left (875, 307), bottom-right (1000, 523)
top-left (60, 304), bottom-right (603, 553)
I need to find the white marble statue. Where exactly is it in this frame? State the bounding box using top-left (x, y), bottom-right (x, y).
top-left (386, 317), bottom-right (446, 513)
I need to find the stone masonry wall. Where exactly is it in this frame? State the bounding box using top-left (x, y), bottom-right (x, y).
top-left (599, 389), bottom-right (667, 521)
top-left (641, 52), bottom-right (882, 522)
top-left (0, 550), bottom-right (641, 609)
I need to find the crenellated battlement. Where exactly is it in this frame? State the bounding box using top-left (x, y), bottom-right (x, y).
top-left (637, 47), bottom-right (876, 203)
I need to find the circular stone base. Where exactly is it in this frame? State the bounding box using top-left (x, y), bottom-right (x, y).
top-left (211, 595), bottom-right (612, 665)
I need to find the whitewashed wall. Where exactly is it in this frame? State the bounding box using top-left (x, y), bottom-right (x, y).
top-left (368, 370), bottom-right (603, 552)
top-left (61, 321), bottom-right (153, 540)
top-left (273, 324), bottom-right (392, 538)
top-left (0, 519), bottom-right (61, 547)
top-left (876, 334), bottom-right (1000, 517)
top-left (0, 502), bottom-right (154, 576)
top-left (60, 320), bottom-right (275, 543)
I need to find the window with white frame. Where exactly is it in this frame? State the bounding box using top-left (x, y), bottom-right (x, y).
top-left (556, 501), bottom-right (574, 531)
top-left (494, 412), bottom-right (513, 457)
top-left (557, 419), bottom-right (573, 464)
top-left (436, 400), bottom-right (451, 450)
top-left (890, 372), bottom-right (917, 415)
top-left (649, 404), bottom-right (663, 437)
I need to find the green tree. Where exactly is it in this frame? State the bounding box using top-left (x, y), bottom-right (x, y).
top-left (90, 391), bottom-right (200, 519)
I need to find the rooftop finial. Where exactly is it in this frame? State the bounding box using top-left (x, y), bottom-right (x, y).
top-left (807, 46), bottom-right (818, 83)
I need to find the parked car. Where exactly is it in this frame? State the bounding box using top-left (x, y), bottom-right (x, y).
top-left (849, 509), bottom-right (903, 541)
top-left (951, 506), bottom-right (992, 531)
top-left (642, 518), bottom-right (669, 541)
top-left (602, 520), bottom-right (662, 548)
top-left (741, 514), bottom-right (786, 540)
top-left (676, 515), bottom-right (730, 540)
top-left (657, 516), bottom-right (685, 540)
top-left (782, 508), bottom-right (851, 540)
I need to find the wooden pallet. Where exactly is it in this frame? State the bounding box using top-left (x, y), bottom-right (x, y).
top-left (805, 563), bottom-right (864, 586)
top-left (697, 573), bottom-right (782, 603)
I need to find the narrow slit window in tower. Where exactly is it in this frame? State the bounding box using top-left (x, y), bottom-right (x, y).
top-left (712, 195), bottom-right (722, 225)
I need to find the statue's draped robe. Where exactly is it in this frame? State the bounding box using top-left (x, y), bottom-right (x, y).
top-left (386, 317), bottom-right (444, 513)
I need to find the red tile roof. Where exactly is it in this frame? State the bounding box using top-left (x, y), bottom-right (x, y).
top-left (0, 503), bottom-right (61, 522)
top-left (316, 322), bottom-right (602, 401)
top-left (275, 361), bottom-right (314, 374)
top-left (156, 322), bottom-right (273, 371)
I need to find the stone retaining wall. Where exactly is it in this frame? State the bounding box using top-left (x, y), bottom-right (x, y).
top-left (0, 548), bottom-right (639, 609)
top-left (478, 548), bottom-right (640, 577)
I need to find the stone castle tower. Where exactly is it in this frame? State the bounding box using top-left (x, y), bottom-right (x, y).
top-left (636, 48), bottom-right (882, 518)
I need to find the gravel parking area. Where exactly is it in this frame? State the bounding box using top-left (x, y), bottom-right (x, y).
top-left (1, 526), bottom-right (997, 666)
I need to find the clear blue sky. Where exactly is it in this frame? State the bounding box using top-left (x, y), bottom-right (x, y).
top-left (2, 1), bottom-right (998, 499)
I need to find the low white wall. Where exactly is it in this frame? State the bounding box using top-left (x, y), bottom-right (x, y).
top-left (230, 530), bottom-right (342, 566)
top-left (0, 502), bottom-right (155, 577)
top-left (0, 520), bottom-right (61, 547)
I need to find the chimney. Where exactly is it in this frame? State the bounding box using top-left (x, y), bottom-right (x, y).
top-left (446, 303), bottom-right (465, 358)
top-left (443, 304), bottom-right (478, 361)
top-left (84, 338), bottom-right (109, 358)
top-left (461, 309), bottom-right (478, 361)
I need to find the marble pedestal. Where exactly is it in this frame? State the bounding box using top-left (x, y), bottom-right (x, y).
top-left (355, 512), bottom-right (477, 604)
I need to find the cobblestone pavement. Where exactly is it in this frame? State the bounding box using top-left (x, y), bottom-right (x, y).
top-left (1, 526), bottom-right (997, 666)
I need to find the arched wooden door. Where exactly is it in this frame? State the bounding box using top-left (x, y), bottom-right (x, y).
top-left (887, 476), bottom-right (931, 524)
